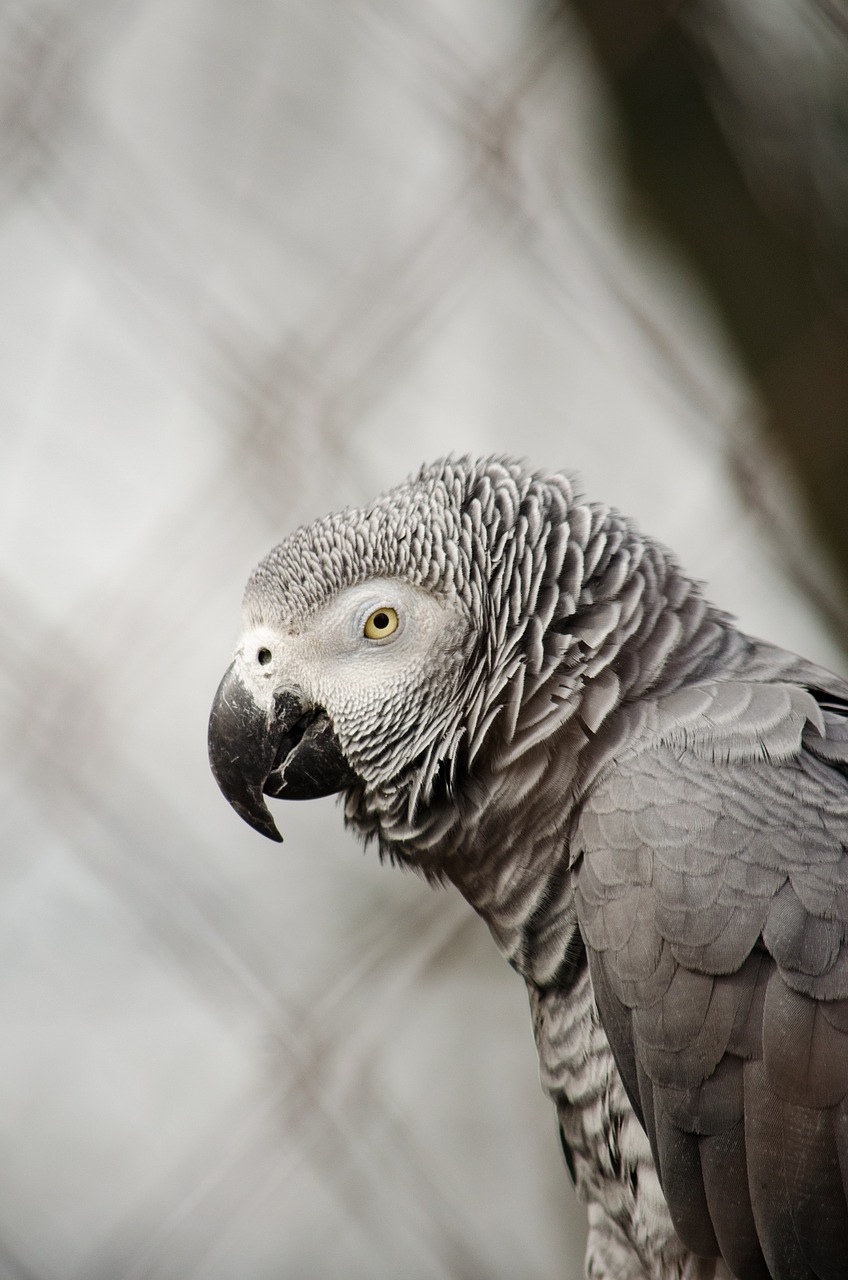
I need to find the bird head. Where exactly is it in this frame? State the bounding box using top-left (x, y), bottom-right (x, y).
top-left (208, 456), bottom-right (631, 849)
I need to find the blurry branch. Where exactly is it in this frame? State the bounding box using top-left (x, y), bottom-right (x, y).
top-left (564, 0), bottom-right (848, 648)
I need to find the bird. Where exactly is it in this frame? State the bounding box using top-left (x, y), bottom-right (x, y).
top-left (208, 456), bottom-right (848, 1280)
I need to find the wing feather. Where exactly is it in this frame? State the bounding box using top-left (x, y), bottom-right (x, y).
top-left (700, 1123), bottom-right (770, 1280)
top-left (574, 671), bottom-right (848, 1277)
top-left (743, 1061), bottom-right (819, 1280)
top-left (777, 1101), bottom-right (847, 1280)
top-left (653, 1099), bottom-right (719, 1256)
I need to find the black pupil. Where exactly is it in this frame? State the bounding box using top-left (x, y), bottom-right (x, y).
top-left (257, 647), bottom-right (272, 665)
top-left (372, 612), bottom-right (389, 631)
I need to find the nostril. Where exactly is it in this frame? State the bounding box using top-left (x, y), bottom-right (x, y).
top-left (257, 647), bottom-right (272, 666)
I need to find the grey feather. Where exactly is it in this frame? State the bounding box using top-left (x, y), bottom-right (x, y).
top-left (700, 1123), bottom-right (769, 1280)
top-left (214, 456), bottom-right (848, 1280)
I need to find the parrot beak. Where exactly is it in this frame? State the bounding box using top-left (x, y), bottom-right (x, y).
top-left (207, 661), bottom-right (358, 842)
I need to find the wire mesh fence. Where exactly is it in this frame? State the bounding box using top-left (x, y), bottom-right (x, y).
top-left (1, 2), bottom-right (845, 1277)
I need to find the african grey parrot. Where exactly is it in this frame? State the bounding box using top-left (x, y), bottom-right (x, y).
top-left (208, 456), bottom-right (848, 1280)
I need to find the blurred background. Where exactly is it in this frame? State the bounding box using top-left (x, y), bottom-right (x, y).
top-left (1, 1), bottom-right (846, 1277)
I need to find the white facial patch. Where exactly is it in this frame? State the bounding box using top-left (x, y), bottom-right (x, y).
top-left (237, 577), bottom-right (471, 776)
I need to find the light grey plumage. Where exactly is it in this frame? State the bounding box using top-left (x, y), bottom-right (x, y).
top-left (208, 456), bottom-right (848, 1280)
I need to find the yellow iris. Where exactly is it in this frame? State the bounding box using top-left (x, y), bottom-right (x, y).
top-left (364, 606), bottom-right (399, 639)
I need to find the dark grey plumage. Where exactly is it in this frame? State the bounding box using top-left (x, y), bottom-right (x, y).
top-left (209, 457), bottom-right (848, 1280)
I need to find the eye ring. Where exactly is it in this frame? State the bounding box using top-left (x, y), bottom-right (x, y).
top-left (364, 606), bottom-right (399, 640)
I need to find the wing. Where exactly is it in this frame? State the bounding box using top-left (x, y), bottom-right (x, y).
top-left (574, 674), bottom-right (848, 1280)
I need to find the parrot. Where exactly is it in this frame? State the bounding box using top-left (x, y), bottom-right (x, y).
top-left (208, 456), bottom-right (848, 1280)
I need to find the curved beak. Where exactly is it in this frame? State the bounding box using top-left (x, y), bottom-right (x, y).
top-left (207, 661), bottom-right (357, 842)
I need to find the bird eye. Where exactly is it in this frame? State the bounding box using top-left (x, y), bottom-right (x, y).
top-left (364, 606), bottom-right (399, 639)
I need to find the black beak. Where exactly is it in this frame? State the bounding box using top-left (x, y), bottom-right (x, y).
top-left (207, 662), bottom-right (358, 842)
